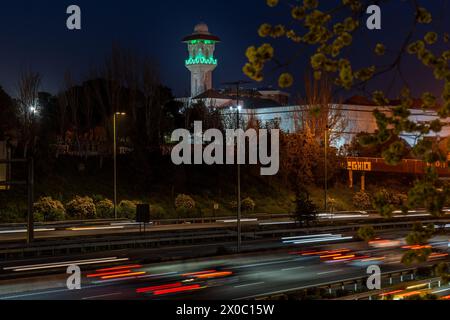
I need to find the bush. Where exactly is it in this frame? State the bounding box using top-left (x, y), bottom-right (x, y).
top-left (241, 197), bottom-right (256, 212)
top-left (66, 196), bottom-right (96, 219)
top-left (353, 191), bottom-right (372, 210)
top-left (96, 199), bottom-right (114, 219)
top-left (391, 192), bottom-right (408, 207)
top-left (33, 197), bottom-right (66, 222)
top-left (151, 205), bottom-right (166, 220)
top-left (118, 200), bottom-right (137, 219)
top-left (357, 226), bottom-right (375, 242)
top-left (175, 194), bottom-right (196, 210)
top-left (175, 194), bottom-right (196, 218)
top-left (92, 194), bottom-right (105, 203)
top-left (229, 201), bottom-right (238, 210)
top-left (0, 203), bottom-right (26, 223)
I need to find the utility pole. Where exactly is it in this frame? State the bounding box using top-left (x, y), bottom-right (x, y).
top-left (113, 113), bottom-right (118, 220)
top-left (113, 112), bottom-right (126, 220)
top-left (324, 126), bottom-right (329, 213)
top-left (236, 84), bottom-right (242, 253)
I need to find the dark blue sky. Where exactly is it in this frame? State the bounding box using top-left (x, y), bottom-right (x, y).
top-left (0, 0), bottom-right (448, 99)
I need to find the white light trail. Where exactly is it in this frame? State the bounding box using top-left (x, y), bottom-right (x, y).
top-left (3, 257), bottom-right (129, 272)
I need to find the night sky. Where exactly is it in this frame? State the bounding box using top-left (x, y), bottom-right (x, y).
top-left (0, 0), bottom-right (448, 100)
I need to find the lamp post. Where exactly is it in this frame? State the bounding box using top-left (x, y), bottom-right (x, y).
top-left (229, 102), bottom-right (242, 253)
top-left (223, 80), bottom-right (250, 253)
top-left (113, 112), bottom-right (126, 220)
top-left (324, 125), bottom-right (329, 213)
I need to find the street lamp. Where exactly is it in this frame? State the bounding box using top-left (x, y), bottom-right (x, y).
top-left (113, 112), bottom-right (126, 220)
top-left (229, 103), bottom-right (242, 253)
top-left (29, 106), bottom-right (38, 115)
top-left (223, 80), bottom-right (250, 253)
top-left (324, 125), bottom-right (330, 213)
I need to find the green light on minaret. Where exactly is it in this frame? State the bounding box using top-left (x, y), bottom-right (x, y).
top-left (189, 40), bottom-right (216, 45)
top-left (185, 54), bottom-right (218, 66)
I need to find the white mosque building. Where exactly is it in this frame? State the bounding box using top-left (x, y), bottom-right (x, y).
top-left (179, 23), bottom-right (450, 148)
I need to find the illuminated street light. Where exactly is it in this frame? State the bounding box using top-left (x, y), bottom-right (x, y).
top-left (29, 106), bottom-right (38, 115)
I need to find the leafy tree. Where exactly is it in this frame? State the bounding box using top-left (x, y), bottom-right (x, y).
top-left (280, 128), bottom-right (320, 189)
top-left (357, 225), bottom-right (375, 242)
top-left (346, 133), bottom-right (412, 158)
top-left (406, 223), bottom-right (435, 245)
top-left (435, 262), bottom-right (450, 284)
top-left (402, 223), bottom-right (435, 265)
top-left (372, 190), bottom-right (395, 218)
top-left (293, 186), bottom-right (318, 226)
top-left (246, 1), bottom-right (450, 231)
top-left (16, 70), bottom-right (41, 158)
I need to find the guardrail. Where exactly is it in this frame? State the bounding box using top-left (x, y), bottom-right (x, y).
top-left (1, 217), bottom-right (448, 261)
top-left (0, 213), bottom-right (294, 230)
top-left (0, 230), bottom-right (235, 260)
top-left (242, 266), bottom-right (440, 300)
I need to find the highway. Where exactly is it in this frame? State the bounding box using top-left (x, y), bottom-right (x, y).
top-left (1, 235), bottom-right (448, 300)
top-left (1, 210), bottom-right (448, 243)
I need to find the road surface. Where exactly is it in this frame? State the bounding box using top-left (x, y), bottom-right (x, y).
top-left (1, 238), bottom-right (448, 300)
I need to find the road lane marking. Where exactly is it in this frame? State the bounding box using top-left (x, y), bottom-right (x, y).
top-left (82, 292), bottom-right (122, 300)
top-left (282, 266), bottom-right (305, 271)
top-left (0, 288), bottom-right (69, 300)
top-left (234, 282), bottom-right (265, 288)
top-left (317, 269), bottom-right (343, 275)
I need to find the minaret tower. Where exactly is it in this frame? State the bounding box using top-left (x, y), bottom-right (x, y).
top-left (182, 23), bottom-right (220, 98)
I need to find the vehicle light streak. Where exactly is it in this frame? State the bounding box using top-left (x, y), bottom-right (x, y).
top-left (432, 288), bottom-right (450, 294)
top-left (218, 219), bottom-right (258, 223)
top-left (0, 228), bottom-right (56, 234)
top-left (380, 290), bottom-right (403, 297)
top-left (282, 234), bottom-right (334, 240)
top-left (406, 283), bottom-right (428, 290)
top-left (395, 290), bottom-right (423, 299)
top-left (182, 270), bottom-right (217, 277)
top-left (87, 270), bottom-right (132, 278)
top-left (68, 226), bottom-right (125, 231)
top-left (101, 271), bottom-right (146, 280)
top-left (283, 236), bottom-right (353, 244)
top-left (3, 257), bottom-right (130, 272)
top-left (136, 283), bottom-right (183, 294)
top-left (153, 284), bottom-right (202, 296)
top-left (195, 271), bottom-right (233, 279)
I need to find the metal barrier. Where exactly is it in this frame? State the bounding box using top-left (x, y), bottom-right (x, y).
top-left (244, 267), bottom-right (434, 300)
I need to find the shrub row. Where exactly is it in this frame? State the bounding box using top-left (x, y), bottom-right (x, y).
top-left (352, 189), bottom-right (408, 211)
top-left (33, 195), bottom-right (257, 222)
top-left (33, 196), bottom-right (140, 222)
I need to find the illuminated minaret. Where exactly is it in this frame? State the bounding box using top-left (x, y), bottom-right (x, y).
top-left (183, 23), bottom-right (220, 97)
